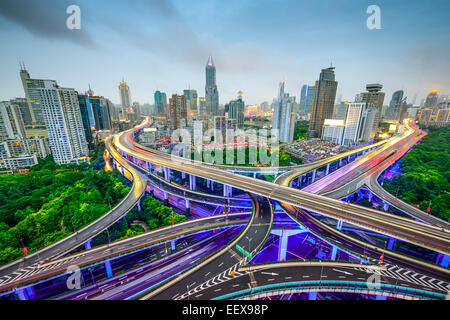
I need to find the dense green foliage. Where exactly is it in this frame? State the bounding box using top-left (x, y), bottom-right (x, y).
top-left (293, 120), bottom-right (309, 140)
top-left (126, 197), bottom-right (186, 233)
top-left (0, 156), bottom-right (130, 265)
top-left (383, 126), bottom-right (450, 221)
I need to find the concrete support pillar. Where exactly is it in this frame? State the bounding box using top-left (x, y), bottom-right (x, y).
top-left (311, 170), bottom-right (316, 183)
top-left (26, 286), bottom-right (35, 299)
top-left (339, 158), bottom-right (343, 167)
top-left (271, 229), bottom-right (305, 262)
top-left (85, 240), bottom-right (91, 250)
top-left (171, 239), bottom-right (176, 251)
top-left (435, 253), bottom-right (450, 268)
top-left (308, 292), bottom-right (317, 300)
top-left (368, 192), bottom-right (374, 202)
top-left (376, 295), bottom-right (387, 300)
top-left (253, 172), bottom-right (257, 179)
top-left (383, 201), bottom-right (389, 211)
top-left (105, 260), bottom-right (113, 278)
top-left (331, 246), bottom-right (338, 260)
top-left (164, 191), bottom-right (168, 200)
top-left (181, 171), bottom-right (186, 180)
top-left (325, 163), bottom-right (330, 176)
top-left (186, 199), bottom-right (190, 209)
top-left (16, 288), bottom-right (28, 300)
top-left (336, 219), bottom-right (343, 231)
top-left (137, 198), bottom-right (142, 212)
top-left (149, 184), bottom-right (154, 193)
top-left (163, 167), bottom-right (168, 181)
top-left (387, 238), bottom-right (395, 250)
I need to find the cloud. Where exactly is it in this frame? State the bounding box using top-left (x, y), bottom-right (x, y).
top-left (0, 0), bottom-right (96, 47)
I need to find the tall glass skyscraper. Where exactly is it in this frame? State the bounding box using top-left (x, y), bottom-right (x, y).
top-left (205, 56), bottom-right (219, 117)
top-left (308, 67), bottom-right (338, 138)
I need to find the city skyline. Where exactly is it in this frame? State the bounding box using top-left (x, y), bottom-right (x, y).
top-left (0, 0), bottom-right (449, 106)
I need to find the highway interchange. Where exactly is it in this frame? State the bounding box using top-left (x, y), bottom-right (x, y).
top-left (0, 117), bottom-right (449, 300)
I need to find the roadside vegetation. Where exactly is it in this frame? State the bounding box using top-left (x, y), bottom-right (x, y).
top-left (383, 126), bottom-right (450, 221)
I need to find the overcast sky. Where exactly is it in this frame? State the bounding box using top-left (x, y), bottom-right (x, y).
top-left (0, 0), bottom-right (449, 106)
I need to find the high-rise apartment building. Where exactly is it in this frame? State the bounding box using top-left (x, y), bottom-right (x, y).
top-left (308, 67), bottom-right (338, 138)
top-left (11, 98), bottom-right (32, 126)
top-left (169, 94), bottom-right (185, 130)
top-left (205, 56), bottom-right (219, 117)
top-left (359, 83), bottom-right (385, 139)
top-left (322, 102), bottom-right (376, 146)
top-left (333, 101), bottom-right (348, 120)
top-left (37, 80), bottom-right (88, 164)
top-left (272, 82), bottom-right (296, 143)
top-left (0, 101), bottom-right (27, 141)
top-left (20, 65), bottom-right (48, 126)
top-left (228, 91), bottom-right (245, 128)
top-left (77, 94), bottom-right (94, 150)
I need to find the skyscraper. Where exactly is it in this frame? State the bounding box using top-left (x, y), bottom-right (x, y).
top-left (11, 98), bottom-right (32, 126)
top-left (77, 94), bottom-right (94, 151)
top-left (360, 83), bottom-right (385, 139)
top-left (20, 65), bottom-right (47, 126)
top-left (183, 89), bottom-right (198, 114)
top-left (199, 97), bottom-right (206, 119)
top-left (0, 101), bottom-right (27, 141)
top-left (424, 90), bottom-right (439, 107)
top-left (299, 84), bottom-right (315, 115)
top-left (169, 94), bottom-right (185, 130)
top-left (118, 79), bottom-right (131, 115)
top-left (385, 90), bottom-right (404, 120)
top-left (37, 80), bottom-right (88, 164)
top-left (205, 56), bottom-right (219, 117)
top-left (154, 91), bottom-right (168, 116)
top-left (228, 91), bottom-right (245, 128)
top-left (272, 82), bottom-right (296, 143)
top-left (308, 67), bottom-right (338, 138)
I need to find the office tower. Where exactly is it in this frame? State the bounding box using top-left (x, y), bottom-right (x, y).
top-left (199, 97), bottom-right (206, 119)
top-left (35, 80), bottom-right (88, 164)
top-left (205, 56), bottom-right (219, 117)
top-left (132, 101), bottom-right (142, 123)
top-left (397, 99), bottom-right (408, 125)
top-left (0, 101), bottom-right (27, 141)
top-left (260, 101), bottom-right (270, 113)
top-left (299, 85), bottom-right (315, 115)
top-left (77, 94), bottom-right (94, 150)
top-left (154, 91), bottom-right (168, 116)
top-left (272, 81), bottom-right (296, 143)
top-left (385, 90), bottom-right (404, 120)
top-left (183, 89), bottom-right (198, 114)
top-left (359, 83), bottom-right (385, 139)
top-left (20, 65), bottom-right (48, 126)
top-left (308, 67), bottom-right (338, 138)
top-left (87, 96), bottom-right (112, 132)
top-left (118, 78), bottom-right (132, 115)
top-left (169, 94), bottom-right (185, 130)
top-left (424, 90), bottom-right (439, 107)
top-left (333, 101), bottom-right (348, 120)
top-left (214, 116), bottom-right (236, 143)
top-left (342, 102), bottom-right (376, 145)
top-left (228, 91), bottom-right (245, 128)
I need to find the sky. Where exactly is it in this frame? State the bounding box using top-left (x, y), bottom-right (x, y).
top-left (0, 0), bottom-right (449, 106)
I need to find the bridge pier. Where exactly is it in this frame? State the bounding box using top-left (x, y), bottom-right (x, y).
top-left (435, 253), bottom-right (450, 268)
top-left (331, 245), bottom-right (338, 260)
top-left (253, 172), bottom-right (257, 179)
top-left (311, 170), bottom-right (316, 183)
top-left (26, 286), bottom-right (35, 299)
top-left (336, 219), bottom-right (343, 231)
top-left (189, 175), bottom-right (197, 190)
top-left (85, 240), bottom-right (92, 250)
top-left (181, 171), bottom-right (186, 180)
top-left (171, 239), bottom-right (176, 251)
top-left (105, 260), bottom-right (113, 278)
top-left (185, 199), bottom-right (190, 209)
top-left (137, 198), bottom-right (142, 212)
top-left (386, 238), bottom-right (395, 250)
top-left (308, 292), bottom-right (317, 300)
top-left (375, 295), bottom-right (387, 300)
top-left (16, 288), bottom-right (28, 300)
top-left (271, 228), bottom-right (305, 261)
top-left (163, 191), bottom-right (168, 200)
top-left (325, 163), bottom-right (330, 176)
top-left (383, 201), bottom-right (390, 211)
